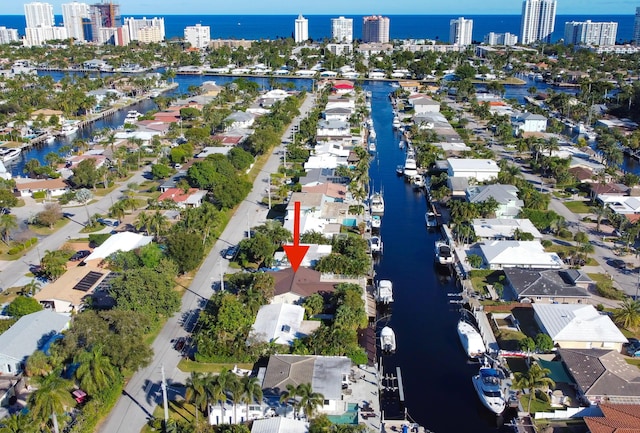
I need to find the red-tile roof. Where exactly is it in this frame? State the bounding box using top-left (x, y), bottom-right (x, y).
top-left (157, 188), bottom-right (199, 203)
top-left (584, 404), bottom-right (640, 433)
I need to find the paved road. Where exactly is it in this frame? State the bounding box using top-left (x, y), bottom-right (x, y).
top-left (97, 92), bottom-right (317, 433)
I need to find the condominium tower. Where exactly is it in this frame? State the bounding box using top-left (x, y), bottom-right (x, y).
top-left (124, 17), bottom-right (165, 43)
top-left (331, 16), bottom-right (353, 43)
top-left (564, 20), bottom-right (618, 46)
top-left (362, 15), bottom-right (390, 43)
top-left (634, 7), bottom-right (640, 45)
top-left (89, 1), bottom-right (122, 43)
top-left (484, 32), bottom-right (518, 46)
top-left (62, 2), bottom-right (90, 41)
top-left (294, 14), bottom-right (308, 43)
top-left (0, 27), bottom-right (20, 45)
top-left (520, 0), bottom-right (557, 45)
top-left (449, 17), bottom-right (473, 46)
top-left (24, 2), bottom-right (55, 28)
top-left (184, 24), bottom-right (210, 49)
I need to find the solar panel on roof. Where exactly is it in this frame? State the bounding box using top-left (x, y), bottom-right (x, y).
top-left (73, 271), bottom-right (103, 292)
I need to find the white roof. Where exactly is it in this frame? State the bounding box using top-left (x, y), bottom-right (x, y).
top-left (480, 240), bottom-right (563, 268)
top-left (251, 418), bottom-right (308, 433)
top-left (472, 218), bottom-right (542, 239)
top-left (532, 304), bottom-right (628, 344)
top-left (85, 232), bottom-right (153, 261)
top-left (197, 147), bottom-right (232, 158)
top-left (0, 310), bottom-right (70, 363)
top-left (447, 158), bottom-right (500, 172)
top-left (248, 304), bottom-right (305, 346)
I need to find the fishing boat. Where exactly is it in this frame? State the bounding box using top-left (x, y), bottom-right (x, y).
top-left (392, 116), bottom-right (401, 129)
top-left (396, 165), bottom-right (404, 175)
top-left (411, 175), bottom-right (425, 189)
top-left (380, 326), bottom-right (396, 353)
top-left (472, 363), bottom-right (506, 415)
top-left (370, 192), bottom-right (384, 214)
top-left (0, 147), bottom-right (21, 163)
top-left (371, 214), bottom-right (381, 230)
top-left (425, 211), bottom-right (438, 227)
top-left (375, 279), bottom-right (393, 304)
top-left (399, 140), bottom-right (405, 149)
top-left (124, 110), bottom-right (142, 123)
top-left (434, 240), bottom-right (453, 265)
top-left (45, 134), bottom-right (56, 144)
top-left (457, 318), bottom-right (486, 359)
top-left (369, 236), bottom-right (383, 254)
top-left (368, 140), bottom-right (377, 153)
top-left (403, 149), bottom-right (418, 177)
top-left (58, 121), bottom-right (79, 136)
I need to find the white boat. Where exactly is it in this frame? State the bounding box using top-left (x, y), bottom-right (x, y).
top-left (124, 110), bottom-right (142, 123)
top-left (392, 117), bottom-right (401, 129)
top-left (411, 175), bottom-right (425, 189)
top-left (390, 82), bottom-right (400, 88)
top-left (457, 318), bottom-right (486, 359)
top-left (435, 240), bottom-right (453, 265)
top-left (0, 147), bottom-right (21, 163)
top-left (472, 364), bottom-right (506, 415)
top-left (369, 236), bottom-right (383, 254)
top-left (368, 141), bottom-right (377, 153)
top-left (45, 134), bottom-right (55, 144)
top-left (396, 165), bottom-right (404, 175)
top-left (376, 279), bottom-right (393, 304)
top-left (380, 326), bottom-right (396, 353)
top-left (369, 128), bottom-right (377, 140)
top-left (404, 149), bottom-right (418, 177)
top-left (371, 214), bottom-right (381, 229)
top-left (425, 211), bottom-right (437, 227)
top-left (370, 192), bottom-right (384, 214)
top-left (399, 140), bottom-right (405, 149)
top-left (58, 121), bottom-right (79, 136)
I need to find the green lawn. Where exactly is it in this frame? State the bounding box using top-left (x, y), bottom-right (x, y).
top-left (563, 201), bottom-right (592, 214)
top-left (177, 359), bottom-right (253, 374)
top-left (28, 218), bottom-right (70, 235)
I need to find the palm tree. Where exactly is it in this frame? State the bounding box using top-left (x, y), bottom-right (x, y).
top-left (295, 383), bottom-right (324, 420)
top-left (513, 362), bottom-right (555, 414)
top-left (29, 372), bottom-right (75, 433)
top-left (185, 372), bottom-right (208, 424)
top-left (0, 413), bottom-right (37, 433)
top-left (0, 214), bottom-right (17, 245)
top-left (613, 298), bottom-right (640, 330)
top-left (278, 383), bottom-right (298, 417)
top-left (73, 345), bottom-right (118, 395)
top-left (149, 211), bottom-right (169, 238)
top-left (592, 203), bottom-right (609, 233)
top-left (227, 374), bottom-right (245, 423)
top-left (135, 211), bottom-right (151, 234)
top-left (242, 376), bottom-right (263, 421)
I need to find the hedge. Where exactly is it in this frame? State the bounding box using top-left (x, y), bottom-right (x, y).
top-left (8, 237), bottom-right (38, 255)
top-left (88, 233), bottom-right (111, 247)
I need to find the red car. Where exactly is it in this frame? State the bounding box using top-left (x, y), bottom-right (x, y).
top-left (72, 389), bottom-right (88, 404)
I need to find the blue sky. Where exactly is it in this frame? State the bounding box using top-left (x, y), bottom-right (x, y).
top-left (7, 0), bottom-right (639, 15)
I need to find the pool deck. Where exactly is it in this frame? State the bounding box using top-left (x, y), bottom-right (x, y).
top-left (342, 363), bottom-right (383, 431)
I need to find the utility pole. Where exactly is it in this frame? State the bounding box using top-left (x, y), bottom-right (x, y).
top-left (267, 175), bottom-right (272, 210)
top-left (161, 365), bottom-right (169, 426)
top-left (247, 210), bottom-right (251, 239)
top-left (220, 260), bottom-right (225, 292)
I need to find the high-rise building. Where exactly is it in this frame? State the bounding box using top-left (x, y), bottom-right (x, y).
top-left (564, 20), bottom-right (618, 46)
top-left (62, 2), bottom-right (90, 41)
top-left (89, 1), bottom-right (121, 43)
top-left (24, 26), bottom-right (68, 46)
top-left (184, 24), bottom-right (210, 49)
top-left (124, 17), bottom-right (165, 43)
top-left (634, 7), bottom-right (640, 45)
top-left (0, 27), bottom-right (20, 45)
top-left (24, 2), bottom-right (55, 28)
top-left (449, 17), bottom-right (473, 46)
top-left (520, 0), bottom-right (557, 45)
top-left (362, 15), bottom-right (390, 43)
top-left (331, 16), bottom-right (353, 43)
top-left (294, 14), bottom-right (308, 43)
top-left (484, 32), bottom-right (518, 46)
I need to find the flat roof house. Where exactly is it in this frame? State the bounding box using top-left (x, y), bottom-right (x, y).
top-left (447, 158), bottom-right (500, 182)
top-left (247, 303), bottom-right (319, 347)
top-left (479, 240), bottom-right (563, 270)
top-left (472, 218), bottom-right (542, 241)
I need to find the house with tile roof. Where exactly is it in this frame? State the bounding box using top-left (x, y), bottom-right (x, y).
top-left (268, 268), bottom-right (337, 305)
top-left (157, 187), bottom-right (207, 209)
top-left (466, 184), bottom-right (524, 219)
top-left (503, 268), bottom-right (591, 303)
top-left (14, 177), bottom-right (69, 198)
top-left (533, 304), bottom-right (627, 351)
top-left (557, 348), bottom-right (640, 405)
top-left (584, 403), bottom-right (640, 433)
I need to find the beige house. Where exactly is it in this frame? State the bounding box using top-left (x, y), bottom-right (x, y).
top-left (35, 265), bottom-right (110, 313)
top-left (268, 267), bottom-right (336, 305)
top-left (14, 177), bottom-right (69, 198)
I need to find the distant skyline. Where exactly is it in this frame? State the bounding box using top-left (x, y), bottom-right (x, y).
top-left (2, 0), bottom-right (639, 16)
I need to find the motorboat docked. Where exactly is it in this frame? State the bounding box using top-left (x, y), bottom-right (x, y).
top-left (392, 116), bottom-right (401, 129)
top-left (368, 140), bottom-right (377, 153)
top-left (398, 140), bottom-right (405, 149)
top-left (472, 364), bottom-right (506, 415)
top-left (58, 120), bottom-right (79, 136)
top-left (403, 149), bottom-right (418, 177)
top-left (411, 175), bottom-right (425, 189)
top-left (435, 240), bottom-right (453, 265)
top-left (425, 211), bottom-right (438, 228)
top-left (124, 110), bottom-right (142, 123)
top-left (0, 146), bottom-right (21, 163)
top-left (457, 318), bottom-right (486, 359)
top-left (370, 192), bottom-right (384, 214)
top-left (380, 326), bottom-right (396, 353)
top-left (369, 236), bottom-right (383, 254)
top-left (376, 279), bottom-right (394, 304)
top-left (371, 214), bottom-right (381, 230)
top-left (396, 165), bottom-right (404, 176)
top-left (45, 134), bottom-right (56, 144)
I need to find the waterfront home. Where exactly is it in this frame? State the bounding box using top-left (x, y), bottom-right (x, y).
top-left (398, 80), bottom-right (422, 92)
top-left (599, 195), bottom-right (640, 217)
top-left (299, 168), bottom-right (349, 187)
top-left (273, 244), bottom-right (334, 269)
top-left (590, 183), bottom-right (630, 200)
top-left (332, 80), bottom-right (355, 95)
top-left (511, 112), bottom-right (548, 135)
top-left (504, 268), bottom-right (591, 303)
top-left (325, 95), bottom-right (356, 112)
top-left (260, 354), bottom-right (352, 414)
top-left (157, 188), bottom-right (207, 209)
top-left (557, 348), bottom-right (640, 405)
top-left (268, 267), bottom-right (336, 305)
top-left (251, 418), bottom-right (308, 433)
top-left (447, 158), bottom-right (500, 182)
top-left (567, 166), bottom-right (595, 184)
top-left (34, 265), bottom-right (111, 314)
top-left (136, 120), bottom-right (171, 136)
top-left (316, 119), bottom-right (351, 141)
top-left (0, 310), bottom-right (70, 374)
top-left (14, 177), bottom-right (69, 198)
top-left (323, 107), bottom-right (352, 123)
top-left (302, 183), bottom-right (348, 201)
top-left (30, 108), bottom-right (64, 125)
top-left (304, 154), bottom-right (346, 170)
top-left (312, 141), bottom-right (352, 158)
top-left (479, 240), bottom-right (563, 270)
top-left (247, 304), bottom-right (319, 347)
top-left (224, 111), bottom-right (255, 131)
top-left (584, 404), bottom-right (640, 432)
top-left (472, 218), bottom-right (542, 241)
top-left (533, 304), bottom-right (627, 351)
top-left (466, 184), bottom-right (524, 219)
top-left (407, 95), bottom-right (440, 114)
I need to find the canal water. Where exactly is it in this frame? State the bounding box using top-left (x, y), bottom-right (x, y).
top-left (364, 81), bottom-right (516, 432)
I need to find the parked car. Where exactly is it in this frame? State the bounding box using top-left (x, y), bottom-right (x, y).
top-left (609, 258), bottom-right (627, 269)
top-left (97, 218), bottom-right (119, 227)
top-left (70, 250), bottom-right (91, 261)
top-left (224, 245), bottom-right (239, 260)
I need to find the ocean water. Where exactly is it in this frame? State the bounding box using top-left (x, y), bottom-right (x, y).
top-left (0, 14), bottom-right (635, 44)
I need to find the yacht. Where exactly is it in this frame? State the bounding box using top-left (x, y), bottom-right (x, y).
top-left (380, 326), bottom-right (396, 353)
top-left (376, 279), bottom-right (394, 305)
top-left (425, 211), bottom-right (438, 228)
top-left (369, 236), bottom-right (383, 254)
top-left (58, 121), bottom-right (79, 136)
top-left (434, 240), bottom-right (453, 265)
top-left (457, 318), bottom-right (486, 359)
top-left (368, 140), bottom-right (377, 153)
top-left (472, 364), bottom-right (506, 415)
top-left (124, 110), bottom-right (142, 123)
top-left (392, 116), bottom-right (401, 129)
top-left (370, 192), bottom-right (384, 214)
top-left (411, 175), bottom-right (425, 189)
top-left (399, 140), bottom-right (405, 149)
top-left (396, 165), bottom-right (404, 176)
top-left (404, 149), bottom-right (418, 177)
top-left (371, 214), bottom-right (381, 230)
top-left (0, 147), bottom-right (21, 163)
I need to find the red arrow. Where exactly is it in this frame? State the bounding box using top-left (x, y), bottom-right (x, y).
top-left (283, 201), bottom-right (309, 272)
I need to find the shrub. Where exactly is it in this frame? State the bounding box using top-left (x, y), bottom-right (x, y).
top-left (596, 280), bottom-right (626, 300)
top-left (88, 233), bottom-right (111, 247)
top-left (32, 191), bottom-right (46, 199)
top-left (541, 239), bottom-right (552, 248)
top-left (557, 228), bottom-right (573, 239)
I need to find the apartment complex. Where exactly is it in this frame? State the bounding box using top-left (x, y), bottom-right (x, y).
top-left (184, 24), bottom-right (210, 49)
top-left (362, 15), bottom-right (390, 43)
top-left (331, 16), bottom-right (353, 43)
top-left (294, 14), bottom-right (308, 43)
top-left (634, 7), bottom-right (640, 45)
top-left (89, 1), bottom-right (122, 44)
top-left (0, 27), bottom-right (20, 44)
top-left (449, 17), bottom-right (473, 46)
top-left (564, 20), bottom-right (618, 46)
top-left (62, 2), bottom-right (89, 41)
top-left (124, 17), bottom-right (165, 43)
top-left (24, 2), bottom-right (55, 28)
top-left (520, 0), bottom-right (557, 45)
top-left (484, 32), bottom-right (518, 46)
